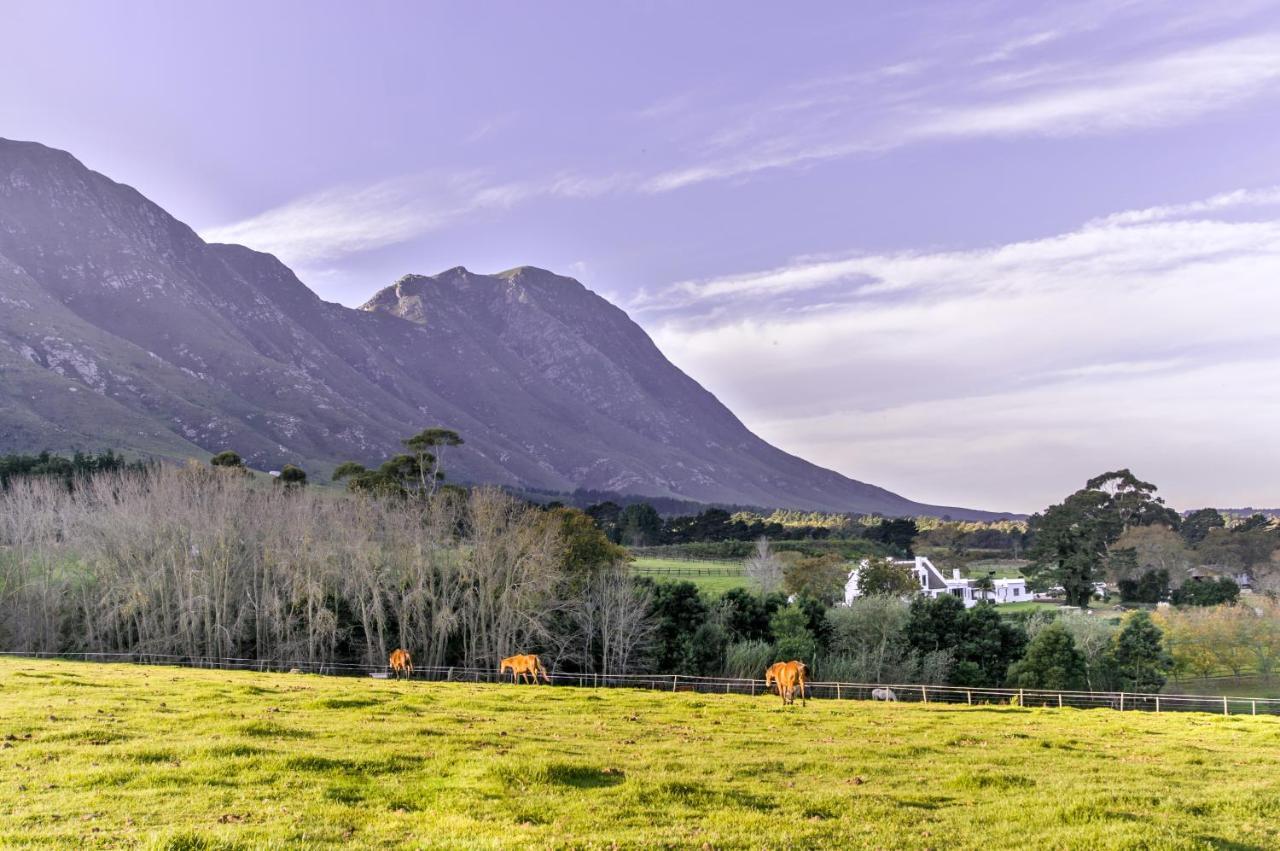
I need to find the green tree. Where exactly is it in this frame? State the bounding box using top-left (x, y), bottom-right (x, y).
top-left (863, 518), bottom-right (918, 557)
top-left (547, 507), bottom-right (628, 585)
top-left (858, 557), bottom-right (920, 598)
top-left (276, 464), bottom-right (307, 490)
top-left (1117, 569), bottom-right (1169, 604)
top-left (1006, 623), bottom-right (1087, 690)
top-left (1106, 611), bottom-right (1173, 693)
top-left (1179, 508), bottom-right (1225, 546)
top-left (1028, 470), bottom-right (1176, 608)
top-left (770, 604), bottom-right (817, 663)
top-left (209, 450), bottom-right (245, 470)
top-left (645, 580), bottom-right (709, 673)
top-left (401, 427), bottom-right (463, 496)
top-left (618, 503), bottom-right (663, 547)
top-left (782, 553), bottom-right (847, 605)
top-left (971, 573), bottom-right (995, 603)
top-left (1170, 578), bottom-right (1240, 607)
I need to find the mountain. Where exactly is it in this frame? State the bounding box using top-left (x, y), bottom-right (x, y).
top-left (0, 138), bottom-right (1006, 519)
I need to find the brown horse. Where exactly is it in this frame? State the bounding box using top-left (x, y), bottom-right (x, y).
top-left (389, 648), bottom-right (413, 680)
top-left (764, 660), bottom-right (807, 705)
top-left (500, 653), bottom-right (550, 684)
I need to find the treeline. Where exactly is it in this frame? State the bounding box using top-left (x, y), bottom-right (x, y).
top-left (0, 466), bottom-right (652, 676)
top-left (0, 450), bottom-right (148, 490)
top-left (1027, 470), bottom-right (1280, 605)
top-left (583, 502), bottom-right (922, 557)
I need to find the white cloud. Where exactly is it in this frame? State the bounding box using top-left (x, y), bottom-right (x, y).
top-left (199, 171), bottom-right (616, 266)
top-left (917, 35), bottom-right (1280, 139)
top-left (642, 190), bottom-right (1280, 511)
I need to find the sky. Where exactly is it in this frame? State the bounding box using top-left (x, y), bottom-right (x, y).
top-left (4, 0), bottom-right (1280, 513)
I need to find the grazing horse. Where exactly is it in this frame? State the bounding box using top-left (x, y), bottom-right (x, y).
top-left (871, 687), bottom-right (897, 702)
top-left (500, 654), bottom-right (550, 684)
top-left (389, 648), bottom-right (413, 680)
top-left (764, 660), bottom-right (807, 705)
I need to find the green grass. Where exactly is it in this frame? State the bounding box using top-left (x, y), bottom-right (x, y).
top-left (631, 557), bottom-right (751, 595)
top-left (2, 659), bottom-right (1280, 848)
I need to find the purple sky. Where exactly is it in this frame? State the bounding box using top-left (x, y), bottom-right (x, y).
top-left (5, 0), bottom-right (1280, 512)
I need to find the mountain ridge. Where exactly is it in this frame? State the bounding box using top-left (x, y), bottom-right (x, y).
top-left (0, 137), bottom-right (1009, 519)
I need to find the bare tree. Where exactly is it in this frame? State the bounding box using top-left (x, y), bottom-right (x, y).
top-left (744, 536), bottom-right (783, 595)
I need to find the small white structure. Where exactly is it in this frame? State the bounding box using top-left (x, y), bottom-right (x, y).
top-left (844, 556), bottom-right (1031, 609)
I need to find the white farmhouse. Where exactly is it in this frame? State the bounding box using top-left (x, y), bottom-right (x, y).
top-left (844, 556), bottom-right (1032, 609)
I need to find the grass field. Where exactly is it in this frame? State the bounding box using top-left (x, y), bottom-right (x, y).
top-left (3, 659), bottom-right (1280, 848)
top-left (631, 557), bottom-right (750, 595)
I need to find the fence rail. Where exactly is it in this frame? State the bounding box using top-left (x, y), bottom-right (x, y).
top-left (631, 566), bottom-right (746, 577)
top-left (3, 651), bottom-right (1278, 718)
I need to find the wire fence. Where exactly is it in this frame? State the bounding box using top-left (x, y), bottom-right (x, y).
top-left (4, 650), bottom-right (1279, 718)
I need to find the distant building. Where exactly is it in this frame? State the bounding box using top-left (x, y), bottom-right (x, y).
top-left (844, 556), bottom-right (1032, 609)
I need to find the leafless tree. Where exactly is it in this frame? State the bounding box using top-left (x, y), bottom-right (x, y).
top-left (744, 536), bottom-right (783, 595)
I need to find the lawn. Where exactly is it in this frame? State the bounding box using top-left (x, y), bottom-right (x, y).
top-left (631, 557), bottom-right (751, 595)
top-left (2, 659), bottom-right (1280, 848)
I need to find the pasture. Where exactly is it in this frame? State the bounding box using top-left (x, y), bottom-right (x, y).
top-left (630, 557), bottom-right (750, 595)
top-left (2, 658), bottom-right (1280, 849)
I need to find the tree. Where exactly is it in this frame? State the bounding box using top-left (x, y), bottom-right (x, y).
top-left (1180, 508), bottom-right (1225, 546)
top-left (1006, 623), bottom-right (1087, 690)
top-left (769, 604), bottom-right (817, 663)
top-left (743, 537), bottom-right (784, 595)
top-left (402, 427), bottom-right (463, 496)
top-left (1086, 469), bottom-right (1181, 529)
top-left (863, 518), bottom-right (918, 557)
top-left (720, 588), bottom-right (786, 643)
top-left (953, 603), bottom-right (1027, 687)
top-left (276, 464), bottom-right (307, 490)
top-left (1170, 578), bottom-right (1239, 607)
top-left (645, 581), bottom-right (709, 673)
top-left (546, 507), bottom-right (628, 586)
top-left (1113, 525), bottom-right (1192, 584)
top-left (618, 503), bottom-right (663, 547)
top-left (1117, 569), bottom-right (1169, 604)
top-left (971, 573), bottom-right (995, 604)
top-left (782, 553), bottom-right (847, 605)
top-left (1028, 471), bottom-right (1176, 608)
top-left (858, 557), bottom-right (921, 598)
top-left (584, 501), bottom-right (623, 543)
top-left (210, 450), bottom-right (246, 470)
top-left (1106, 612), bottom-right (1173, 693)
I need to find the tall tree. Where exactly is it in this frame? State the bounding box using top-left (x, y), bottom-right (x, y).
top-left (1006, 623), bottom-right (1088, 690)
top-left (1106, 612), bottom-right (1173, 693)
top-left (1028, 470), bottom-right (1176, 608)
top-left (1180, 508), bottom-right (1225, 546)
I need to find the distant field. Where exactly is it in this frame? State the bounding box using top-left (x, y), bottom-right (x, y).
top-left (1166, 676), bottom-right (1280, 700)
top-left (1, 658), bottom-right (1279, 848)
top-left (630, 557), bottom-right (751, 595)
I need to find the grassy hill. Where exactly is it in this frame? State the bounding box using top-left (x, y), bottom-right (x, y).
top-left (1, 658), bottom-right (1278, 849)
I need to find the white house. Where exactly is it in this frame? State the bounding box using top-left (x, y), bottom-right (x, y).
top-left (844, 556), bottom-right (1032, 609)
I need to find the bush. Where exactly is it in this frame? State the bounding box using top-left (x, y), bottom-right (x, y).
top-left (1006, 623), bottom-right (1087, 690)
top-left (723, 640), bottom-right (775, 679)
top-left (1171, 578), bottom-right (1240, 607)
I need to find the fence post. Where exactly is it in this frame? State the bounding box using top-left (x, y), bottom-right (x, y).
top-left (921, 686), bottom-right (927, 704)
top-left (1252, 700), bottom-right (1257, 716)
top-left (966, 689), bottom-right (971, 705)
top-left (1223, 696), bottom-right (1229, 716)
top-left (1058, 693), bottom-right (1063, 709)
top-left (1119, 692), bottom-right (1124, 711)
top-left (1019, 688), bottom-right (1024, 707)
top-left (1155, 696), bottom-right (1160, 713)
top-left (672, 674), bottom-right (678, 692)
top-left (836, 683), bottom-right (842, 700)
top-left (751, 679), bottom-right (755, 697)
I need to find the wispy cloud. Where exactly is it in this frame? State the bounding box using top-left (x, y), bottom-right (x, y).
top-left (640, 189), bottom-right (1280, 510)
top-left (199, 170), bottom-right (620, 266)
top-left (917, 34), bottom-right (1280, 139)
top-left (634, 32), bottom-right (1280, 193)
